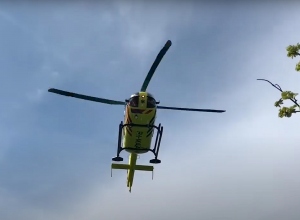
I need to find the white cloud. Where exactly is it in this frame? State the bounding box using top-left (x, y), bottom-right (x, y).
top-left (114, 1), bottom-right (197, 60)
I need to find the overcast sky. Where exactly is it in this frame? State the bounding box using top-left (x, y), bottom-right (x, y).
top-left (1, 1), bottom-right (300, 220)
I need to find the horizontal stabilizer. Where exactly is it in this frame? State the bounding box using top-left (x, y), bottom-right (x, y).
top-left (111, 163), bottom-right (153, 171)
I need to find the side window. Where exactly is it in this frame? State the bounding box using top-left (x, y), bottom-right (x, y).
top-left (147, 96), bottom-right (156, 108)
top-left (129, 96), bottom-right (139, 107)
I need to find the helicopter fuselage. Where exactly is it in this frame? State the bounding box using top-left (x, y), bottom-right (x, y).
top-left (122, 91), bottom-right (157, 154)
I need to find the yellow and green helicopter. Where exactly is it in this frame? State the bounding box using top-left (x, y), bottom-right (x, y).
top-left (48, 40), bottom-right (226, 192)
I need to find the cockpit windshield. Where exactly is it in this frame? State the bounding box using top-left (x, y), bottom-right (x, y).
top-left (147, 96), bottom-right (156, 108)
top-left (128, 96), bottom-right (139, 107)
top-left (128, 94), bottom-right (156, 108)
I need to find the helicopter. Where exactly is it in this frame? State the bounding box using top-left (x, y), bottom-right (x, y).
top-left (48, 40), bottom-right (226, 192)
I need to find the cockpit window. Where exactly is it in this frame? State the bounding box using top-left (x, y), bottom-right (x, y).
top-left (129, 96), bottom-right (139, 107)
top-left (147, 96), bottom-right (156, 108)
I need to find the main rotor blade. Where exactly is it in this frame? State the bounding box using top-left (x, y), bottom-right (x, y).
top-left (141, 40), bottom-right (172, 92)
top-left (48, 88), bottom-right (126, 105)
top-left (157, 105), bottom-right (226, 113)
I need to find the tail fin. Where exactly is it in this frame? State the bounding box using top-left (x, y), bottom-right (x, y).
top-left (111, 163), bottom-right (154, 192)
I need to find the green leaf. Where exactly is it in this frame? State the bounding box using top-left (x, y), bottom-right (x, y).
top-left (278, 106), bottom-right (297, 118)
top-left (296, 61), bottom-right (300, 72)
top-left (274, 99), bottom-right (283, 107)
top-left (287, 43), bottom-right (300, 58)
top-left (278, 108), bottom-right (285, 118)
top-left (281, 91), bottom-right (288, 100)
top-left (289, 105), bottom-right (296, 112)
top-left (281, 91), bottom-right (298, 100)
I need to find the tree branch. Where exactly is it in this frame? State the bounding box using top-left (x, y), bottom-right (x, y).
top-left (257, 79), bottom-right (283, 92)
top-left (257, 78), bottom-right (300, 108)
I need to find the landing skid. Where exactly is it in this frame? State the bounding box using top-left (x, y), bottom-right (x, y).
top-left (112, 121), bottom-right (163, 164)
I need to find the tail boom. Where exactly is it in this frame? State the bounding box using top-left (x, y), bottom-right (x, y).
top-left (111, 153), bottom-right (154, 192)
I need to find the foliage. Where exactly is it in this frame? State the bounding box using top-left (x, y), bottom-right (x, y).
top-left (258, 79), bottom-right (300, 118)
top-left (258, 42), bottom-right (300, 118)
top-left (286, 43), bottom-right (300, 71)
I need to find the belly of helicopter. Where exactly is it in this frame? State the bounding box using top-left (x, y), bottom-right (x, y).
top-left (122, 107), bottom-right (156, 154)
